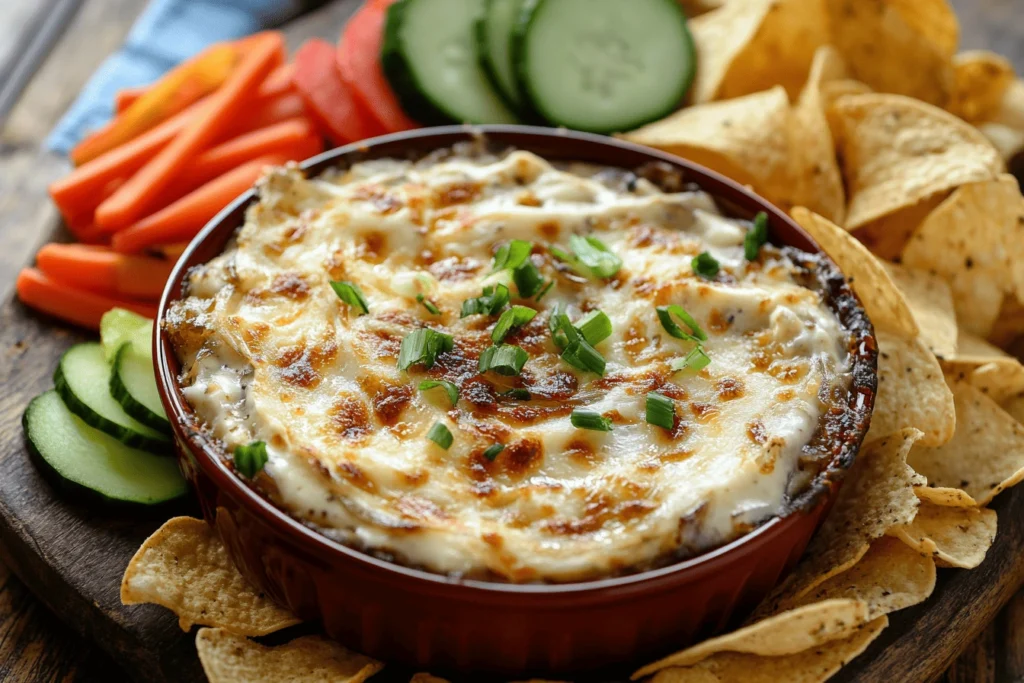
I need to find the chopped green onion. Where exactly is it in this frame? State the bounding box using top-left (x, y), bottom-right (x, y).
top-left (482, 443), bottom-right (504, 461)
top-left (491, 239), bottom-right (532, 272)
top-left (398, 328), bottom-right (454, 371)
top-left (418, 380), bottom-right (459, 405)
top-left (568, 234), bottom-right (622, 279)
top-left (576, 310), bottom-right (612, 347)
top-left (461, 284), bottom-right (510, 317)
top-left (549, 244), bottom-right (583, 274)
top-left (645, 392), bottom-right (676, 430)
top-left (656, 305), bottom-right (707, 342)
top-left (492, 305), bottom-right (538, 343)
top-left (330, 281), bottom-right (369, 315)
top-left (570, 409), bottom-right (613, 431)
top-left (692, 252), bottom-right (720, 279)
top-left (744, 211), bottom-right (769, 261)
top-left (513, 259), bottom-right (545, 298)
top-left (427, 422), bottom-right (454, 449)
top-left (671, 346), bottom-right (712, 372)
top-left (416, 293), bottom-right (440, 315)
top-left (234, 441), bottom-right (268, 478)
top-left (550, 305), bottom-right (572, 349)
top-left (500, 388), bottom-right (531, 400)
top-left (535, 280), bottom-right (555, 302)
top-left (551, 312), bottom-right (605, 375)
top-left (479, 344), bottom-right (529, 376)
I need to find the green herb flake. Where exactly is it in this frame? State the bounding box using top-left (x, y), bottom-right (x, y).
top-left (656, 305), bottom-right (707, 342)
top-left (418, 379), bottom-right (459, 405)
top-left (645, 392), bottom-right (676, 430)
top-left (576, 310), bottom-right (612, 347)
top-left (491, 239), bottom-right (532, 273)
top-left (234, 441), bottom-right (269, 478)
top-left (500, 388), bottom-right (531, 400)
top-left (534, 280), bottom-right (555, 302)
top-left (416, 293), bottom-right (440, 315)
top-left (461, 284), bottom-right (510, 317)
top-left (551, 312), bottom-right (605, 375)
top-left (492, 305), bottom-right (538, 343)
top-left (330, 280), bottom-right (369, 315)
top-left (570, 409), bottom-right (613, 432)
top-left (692, 252), bottom-right (720, 279)
top-left (744, 211), bottom-right (769, 261)
top-left (397, 328), bottom-right (454, 371)
top-left (482, 443), bottom-right (505, 461)
top-left (671, 346), bottom-right (712, 372)
top-left (478, 344), bottom-right (529, 376)
top-left (513, 259), bottom-right (545, 298)
top-left (569, 234), bottom-right (622, 279)
top-left (427, 422), bottom-right (454, 450)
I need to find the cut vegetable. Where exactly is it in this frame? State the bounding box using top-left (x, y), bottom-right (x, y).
top-left (36, 243), bottom-right (174, 301)
top-left (16, 268), bottom-right (157, 331)
top-left (100, 307), bottom-right (152, 362)
top-left (54, 343), bottom-right (170, 451)
top-left (338, 0), bottom-right (420, 132)
top-left (512, 0), bottom-right (695, 132)
top-left (382, 0), bottom-right (518, 125)
top-left (112, 340), bottom-right (169, 431)
top-left (477, 0), bottom-right (525, 110)
top-left (23, 391), bottom-right (185, 506)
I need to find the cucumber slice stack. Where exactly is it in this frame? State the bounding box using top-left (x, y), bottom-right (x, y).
top-left (381, 0), bottom-right (695, 133)
top-left (23, 309), bottom-right (186, 507)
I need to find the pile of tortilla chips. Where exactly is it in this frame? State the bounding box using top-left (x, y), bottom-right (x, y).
top-left (120, 1), bottom-right (1024, 681)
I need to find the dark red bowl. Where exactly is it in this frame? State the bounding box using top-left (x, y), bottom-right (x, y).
top-left (155, 125), bottom-right (876, 679)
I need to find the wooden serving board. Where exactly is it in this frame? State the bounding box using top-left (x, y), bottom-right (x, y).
top-left (2, 1), bottom-right (1024, 682)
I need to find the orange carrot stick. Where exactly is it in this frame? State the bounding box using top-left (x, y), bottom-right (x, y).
top-left (112, 154), bottom-right (287, 254)
top-left (17, 267), bottom-right (156, 331)
top-left (72, 43), bottom-right (241, 166)
top-left (96, 32), bottom-right (285, 232)
top-left (36, 243), bottom-right (174, 300)
top-left (154, 242), bottom-right (190, 260)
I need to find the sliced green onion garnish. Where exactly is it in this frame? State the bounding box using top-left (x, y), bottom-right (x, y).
top-left (416, 293), bottom-right (440, 315)
top-left (492, 305), bottom-right (538, 343)
top-left (562, 340), bottom-right (606, 376)
top-left (692, 252), bottom-right (720, 279)
top-left (576, 310), bottom-right (612, 347)
top-left (656, 304), bottom-right (707, 342)
top-left (645, 392), bottom-right (676, 430)
top-left (535, 280), bottom-right (555, 302)
top-left (570, 409), bottom-right (613, 431)
top-left (479, 344), bottom-right (529, 376)
top-left (500, 388), bottom-right (531, 400)
top-left (418, 379), bottom-right (459, 405)
top-left (550, 305), bottom-right (573, 349)
top-left (234, 441), bottom-right (268, 478)
top-left (492, 239), bottom-right (532, 272)
top-left (744, 211), bottom-right (769, 261)
top-left (330, 280), bottom-right (369, 315)
top-left (461, 284), bottom-right (510, 317)
top-left (671, 346), bottom-right (712, 372)
top-left (549, 244), bottom-right (583, 274)
top-left (398, 328), bottom-right (454, 371)
top-left (568, 234), bottom-right (622, 279)
top-left (482, 443), bottom-right (504, 461)
top-left (513, 259), bottom-right (545, 298)
top-left (427, 422), bottom-right (454, 449)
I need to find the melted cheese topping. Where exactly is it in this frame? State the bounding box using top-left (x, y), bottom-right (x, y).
top-left (167, 148), bottom-right (852, 583)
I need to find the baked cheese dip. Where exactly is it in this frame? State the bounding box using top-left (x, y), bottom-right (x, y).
top-left (166, 145), bottom-right (856, 583)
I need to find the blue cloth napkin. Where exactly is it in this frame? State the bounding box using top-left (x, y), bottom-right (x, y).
top-left (47, 0), bottom-right (302, 154)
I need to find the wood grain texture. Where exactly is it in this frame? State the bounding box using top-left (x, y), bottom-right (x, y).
top-left (0, 0), bottom-right (1023, 682)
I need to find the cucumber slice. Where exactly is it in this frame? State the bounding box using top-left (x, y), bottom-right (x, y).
top-left (23, 391), bottom-right (186, 506)
top-left (111, 342), bottom-right (170, 432)
top-left (477, 0), bottom-right (525, 110)
top-left (100, 308), bottom-right (152, 362)
top-left (513, 0), bottom-right (696, 133)
top-left (54, 343), bottom-right (170, 452)
top-left (382, 0), bottom-right (519, 125)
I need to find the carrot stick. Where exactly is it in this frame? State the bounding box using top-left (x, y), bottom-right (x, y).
top-left (154, 242), bottom-right (190, 260)
top-left (225, 92), bottom-right (306, 136)
top-left (115, 61), bottom-right (295, 114)
top-left (72, 43), bottom-right (241, 166)
top-left (36, 243), bottom-right (174, 300)
top-left (112, 154), bottom-right (287, 254)
top-left (96, 32), bottom-right (285, 232)
top-left (115, 86), bottom-right (146, 113)
top-left (16, 268), bottom-right (156, 331)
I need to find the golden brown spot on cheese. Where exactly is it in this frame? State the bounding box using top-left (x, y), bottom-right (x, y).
top-left (436, 181), bottom-right (482, 207)
top-left (337, 461), bottom-right (375, 492)
top-left (517, 192), bottom-right (542, 207)
top-left (429, 256), bottom-right (482, 282)
top-left (708, 308), bottom-right (732, 333)
top-left (717, 377), bottom-right (745, 400)
top-left (747, 419), bottom-right (768, 445)
top-left (370, 382), bottom-right (413, 426)
top-left (776, 389), bottom-right (796, 402)
top-left (524, 368), bottom-right (578, 401)
top-left (622, 319), bottom-right (649, 363)
top-left (482, 532), bottom-right (503, 548)
top-left (353, 184), bottom-right (403, 214)
top-left (690, 402), bottom-right (719, 423)
top-left (565, 439), bottom-right (596, 466)
top-left (356, 231), bottom-right (388, 262)
top-left (329, 395), bottom-right (371, 441)
top-left (542, 493), bottom-right (657, 536)
top-left (538, 220), bottom-right (560, 239)
top-left (275, 340), bottom-right (337, 389)
top-left (269, 272), bottom-right (309, 300)
top-left (768, 361), bottom-right (809, 384)
top-left (396, 495), bottom-right (448, 521)
top-left (499, 438), bottom-right (544, 478)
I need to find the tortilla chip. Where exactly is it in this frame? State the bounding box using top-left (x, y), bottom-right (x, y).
top-left (648, 616), bottom-right (888, 683)
top-left (881, 262), bottom-right (958, 358)
top-left (902, 175), bottom-right (1023, 337)
top-left (196, 628), bottom-right (382, 683)
top-left (916, 485), bottom-right (978, 507)
top-left (978, 122), bottom-right (1024, 162)
top-left (908, 379), bottom-right (1024, 505)
top-left (990, 78), bottom-right (1024, 128)
top-left (830, 93), bottom-right (1002, 232)
top-left (623, 87), bottom-right (793, 206)
top-left (949, 50), bottom-right (1015, 123)
top-left (850, 194), bottom-right (947, 262)
top-left (888, 0), bottom-right (960, 57)
top-left (773, 537), bottom-right (936, 619)
top-left (790, 208), bottom-right (917, 339)
top-left (941, 331), bottom-right (1024, 403)
top-left (988, 295), bottom-right (1024, 348)
top-left (757, 429), bottom-right (924, 610)
top-left (121, 517), bottom-right (300, 635)
top-left (867, 330), bottom-right (956, 447)
top-left (1004, 392), bottom-right (1024, 424)
top-left (889, 502), bottom-right (996, 569)
top-left (687, 0), bottom-right (827, 103)
top-left (824, 0), bottom-right (954, 106)
top-left (631, 599), bottom-right (870, 678)
top-left (790, 47), bottom-right (847, 224)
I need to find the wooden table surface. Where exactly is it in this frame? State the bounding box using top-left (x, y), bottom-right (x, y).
top-left (0, 1), bottom-right (1021, 681)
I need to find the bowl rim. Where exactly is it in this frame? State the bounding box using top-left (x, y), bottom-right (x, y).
top-left (155, 124), bottom-right (875, 596)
